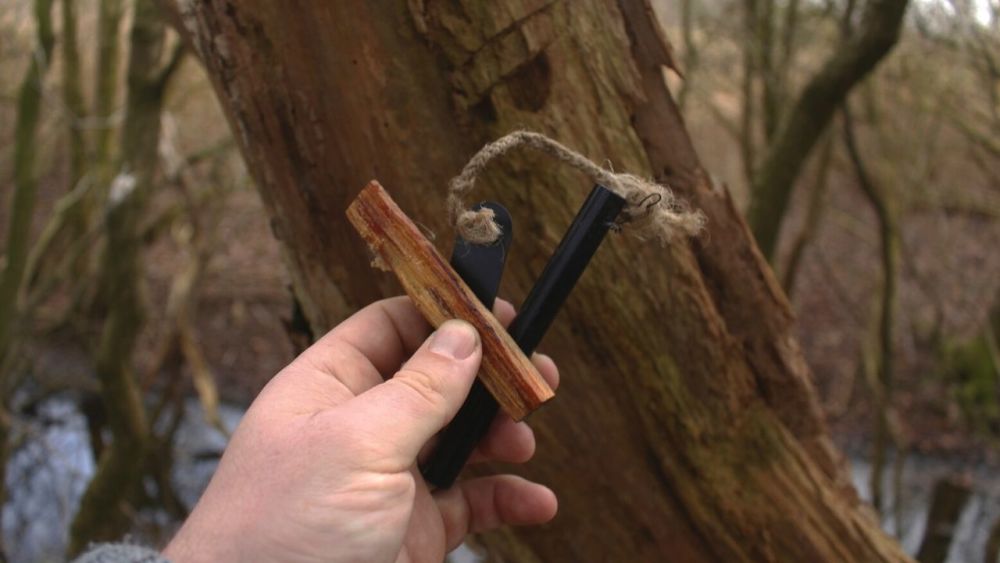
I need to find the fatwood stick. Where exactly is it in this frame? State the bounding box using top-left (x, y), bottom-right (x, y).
top-left (346, 181), bottom-right (554, 421)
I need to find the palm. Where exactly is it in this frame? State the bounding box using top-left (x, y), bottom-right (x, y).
top-left (165, 297), bottom-right (558, 563)
top-left (400, 474), bottom-right (451, 561)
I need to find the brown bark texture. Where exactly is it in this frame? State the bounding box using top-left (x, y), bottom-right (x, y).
top-left (174, 0), bottom-right (910, 560)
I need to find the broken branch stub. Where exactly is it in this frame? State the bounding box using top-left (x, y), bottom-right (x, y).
top-left (346, 181), bottom-right (554, 420)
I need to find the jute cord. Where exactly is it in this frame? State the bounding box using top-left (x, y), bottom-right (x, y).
top-left (448, 130), bottom-right (705, 245)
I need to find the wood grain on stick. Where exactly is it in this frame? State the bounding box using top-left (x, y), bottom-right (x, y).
top-left (346, 181), bottom-right (554, 420)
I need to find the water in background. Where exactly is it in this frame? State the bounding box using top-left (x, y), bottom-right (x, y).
top-left (850, 452), bottom-right (1000, 562)
top-left (3, 398), bottom-right (998, 562)
top-left (2, 398), bottom-right (243, 562)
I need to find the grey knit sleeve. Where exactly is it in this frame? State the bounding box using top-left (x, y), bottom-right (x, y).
top-left (72, 543), bottom-right (169, 563)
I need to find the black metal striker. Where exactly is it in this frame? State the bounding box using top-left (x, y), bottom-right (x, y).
top-left (421, 185), bottom-right (626, 489)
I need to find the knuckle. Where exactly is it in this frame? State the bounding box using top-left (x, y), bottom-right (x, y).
top-left (392, 366), bottom-right (446, 411)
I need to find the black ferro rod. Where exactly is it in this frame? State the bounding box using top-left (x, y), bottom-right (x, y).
top-left (421, 185), bottom-right (626, 489)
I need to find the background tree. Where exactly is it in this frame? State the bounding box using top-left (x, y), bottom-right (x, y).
top-left (66, 0), bottom-right (187, 552)
top-left (0, 0), bottom-right (54, 531)
top-left (842, 100), bottom-right (901, 519)
top-left (0, 0), bottom-right (226, 557)
top-left (746, 0), bottom-right (908, 259)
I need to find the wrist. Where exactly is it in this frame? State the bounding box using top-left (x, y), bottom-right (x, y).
top-left (162, 509), bottom-right (245, 563)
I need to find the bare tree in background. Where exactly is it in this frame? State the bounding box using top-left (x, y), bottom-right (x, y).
top-left (66, 0), bottom-right (187, 552)
top-left (746, 0), bottom-right (909, 260)
top-left (0, 0), bottom-right (246, 557)
top-left (0, 0), bottom-right (54, 541)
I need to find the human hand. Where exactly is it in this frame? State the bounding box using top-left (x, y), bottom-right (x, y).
top-left (164, 297), bottom-right (559, 562)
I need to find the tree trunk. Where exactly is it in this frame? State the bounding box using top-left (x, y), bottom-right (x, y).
top-left (61, 0), bottom-right (86, 190)
top-left (0, 0), bottom-right (55, 550)
top-left (843, 101), bottom-right (901, 517)
top-left (91, 0), bottom-right (125, 198)
top-left (985, 513), bottom-right (1000, 563)
top-left (747, 0), bottom-right (909, 260)
top-left (916, 477), bottom-right (971, 563)
top-left (67, 1), bottom-right (180, 553)
top-left (174, 1), bottom-right (909, 560)
top-left (781, 129), bottom-right (834, 296)
top-left (0, 0), bottom-right (55, 372)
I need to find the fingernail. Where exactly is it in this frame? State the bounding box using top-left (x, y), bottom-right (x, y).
top-left (430, 320), bottom-right (479, 360)
top-left (534, 353), bottom-right (553, 364)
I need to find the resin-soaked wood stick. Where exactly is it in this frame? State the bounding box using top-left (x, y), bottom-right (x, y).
top-left (346, 181), bottom-right (553, 421)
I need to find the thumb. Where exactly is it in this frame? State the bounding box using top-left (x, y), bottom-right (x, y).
top-left (341, 320), bottom-right (482, 466)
